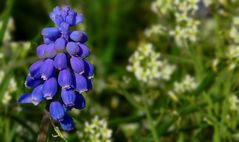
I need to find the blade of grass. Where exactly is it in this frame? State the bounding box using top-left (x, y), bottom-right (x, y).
top-left (0, 0), bottom-right (14, 45)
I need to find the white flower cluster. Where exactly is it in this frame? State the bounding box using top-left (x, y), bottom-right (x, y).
top-left (79, 116), bottom-right (112, 142)
top-left (144, 24), bottom-right (166, 38)
top-left (0, 18), bottom-right (14, 43)
top-left (227, 17), bottom-right (239, 69)
top-left (228, 94), bottom-right (239, 111)
top-left (168, 75), bottom-right (198, 100)
top-left (145, 0), bottom-right (173, 38)
top-left (0, 70), bottom-right (5, 84)
top-left (127, 43), bottom-right (175, 83)
top-left (151, 0), bottom-right (174, 15)
top-left (170, 0), bottom-right (200, 45)
top-left (2, 77), bottom-right (17, 105)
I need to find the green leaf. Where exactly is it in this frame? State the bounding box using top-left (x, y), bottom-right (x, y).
top-left (0, 0), bottom-right (14, 45)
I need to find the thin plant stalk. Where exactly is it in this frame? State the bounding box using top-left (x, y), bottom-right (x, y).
top-left (37, 110), bottom-right (50, 142)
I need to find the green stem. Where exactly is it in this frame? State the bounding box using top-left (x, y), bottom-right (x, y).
top-left (117, 90), bottom-right (143, 110)
top-left (37, 110), bottom-right (50, 142)
top-left (142, 90), bottom-right (159, 142)
top-left (0, 0), bottom-right (14, 45)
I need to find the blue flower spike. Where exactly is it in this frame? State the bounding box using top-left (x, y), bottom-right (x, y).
top-left (18, 5), bottom-right (94, 131)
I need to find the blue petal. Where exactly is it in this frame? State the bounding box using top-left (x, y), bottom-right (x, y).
top-left (74, 92), bottom-right (86, 110)
top-left (50, 6), bottom-right (61, 24)
top-left (78, 43), bottom-right (90, 58)
top-left (54, 53), bottom-right (67, 70)
top-left (75, 13), bottom-right (84, 25)
top-left (66, 42), bottom-right (79, 56)
top-left (66, 11), bottom-right (76, 26)
top-left (41, 27), bottom-right (60, 41)
top-left (87, 79), bottom-right (93, 91)
top-left (29, 60), bottom-right (43, 79)
top-left (36, 44), bottom-right (47, 59)
top-left (74, 73), bottom-right (88, 93)
top-left (70, 56), bottom-right (84, 74)
top-left (70, 31), bottom-right (87, 43)
top-left (59, 22), bottom-right (70, 35)
top-left (58, 69), bottom-right (73, 89)
top-left (42, 77), bottom-right (58, 100)
top-left (31, 85), bottom-right (44, 106)
top-left (49, 101), bottom-right (65, 122)
top-left (54, 37), bottom-right (66, 52)
top-left (60, 114), bottom-right (74, 131)
top-left (62, 5), bottom-right (70, 12)
top-left (44, 43), bottom-right (56, 58)
top-left (17, 93), bottom-right (32, 104)
top-left (84, 60), bottom-right (94, 79)
top-left (54, 15), bottom-right (64, 26)
top-left (61, 89), bottom-right (76, 107)
top-left (25, 75), bottom-right (42, 88)
top-left (40, 59), bottom-right (55, 80)
top-left (60, 10), bottom-right (67, 21)
top-left (43, 37), bottom-right (53, 44)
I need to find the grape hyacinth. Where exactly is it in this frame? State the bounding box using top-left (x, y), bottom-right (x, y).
top-left (18, 6), bottom-right (94, 131)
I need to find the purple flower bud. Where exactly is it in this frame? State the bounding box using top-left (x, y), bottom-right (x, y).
top-left (62, 5), bottom-right (70, 12)
top-left (42, 27), bottom-right (60, 41)
top-left (74, 92), bottom-right (86, 110)
top-left (74, 73), bottom-right (89, 93)
top-left (18, 93), bottom-right (32, 104)
top-left (70, 31), bottom-right (87, 43)
top-left (60, 115), bottom-right (74, 131)
top-left (29, 60), bottom-right (43, 79)
top-left (61, 89), bottom-right (76, 107)
top-left (59, 22), bottom-right (70, 35)
top-left (55, 37), bottom-right (66, 52)
top-left (44, 43), bottom-right (57, 58)
top-left (54, 53), bottom-right (67, 70)
top-left (37, 44), bottom-right (47, 59)
top-left (75, 14), bottom-right (84, 25)
top-left (66, 12), bottom-right (76, 26)
top-left (55, 15), bottom-right (64, 26)
top-left (42, 77), bottom-right (58, 100)
top-left (31, 85), bottom-right (44, 106)
top-left (87, 79), bottom-right (93, 91)
top-left (50, 101), bottom-right (65, 121)
top-left (70, 56), bottom-right (84, 74)
top-left (58, 69), bottom-right (73, 89)
top-left (50, 6), bottom-right (61, 23)
top-left (43, 37), bottom-right (53, 44)
top-left (84, 60), bottom-right (94, 79)
top-left (78, 43), bottom-right (90, 58)
top-left (66, 42), bottom-right (79, 56)
top-left (40, 59), bottom-right (55, 80)
top-left (25, 75), bottom-right (42, 88)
